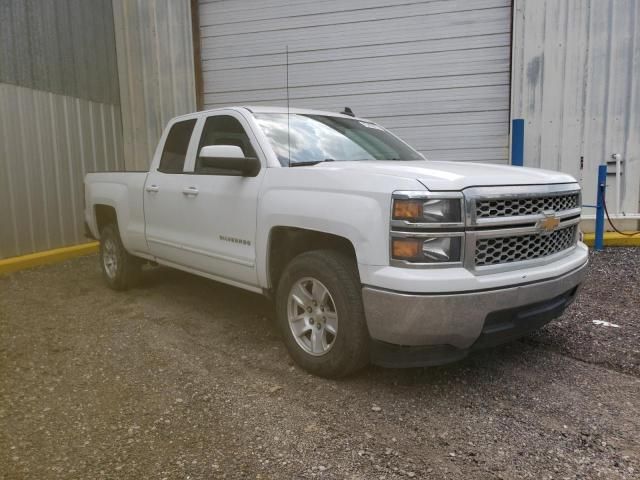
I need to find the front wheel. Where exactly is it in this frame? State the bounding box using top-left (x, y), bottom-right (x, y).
top-left (99, 224), bottom-right (141, 291)
top-left (275, 250), bottom-right (369, 378)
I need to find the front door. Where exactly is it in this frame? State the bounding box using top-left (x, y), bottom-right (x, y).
top-left (172, 112), bottom-right (264, 287)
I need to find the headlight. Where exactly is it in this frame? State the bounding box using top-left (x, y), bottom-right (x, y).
top-left (391, 234), bottom-right (463, 264)
top-left (390, 191), bottom-right (465, 267)
top-left (392, 195), bottom-right (463, 225)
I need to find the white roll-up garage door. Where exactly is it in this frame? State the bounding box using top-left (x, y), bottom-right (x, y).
top-left (198, 0), bottom-right (512, 163)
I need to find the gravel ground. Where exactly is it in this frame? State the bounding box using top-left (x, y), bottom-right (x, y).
top-left (1, 248), bottom-right (639, 479)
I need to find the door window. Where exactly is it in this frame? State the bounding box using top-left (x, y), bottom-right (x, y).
top-left (158, 119), bottom-right (197, 173)
top-left (196, 115), bottom-right (256, 174)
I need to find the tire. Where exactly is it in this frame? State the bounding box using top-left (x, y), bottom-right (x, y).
top-left (99, 223), bottom-right (142, 291)
top-left (275, 250), bottom-right (369, 378)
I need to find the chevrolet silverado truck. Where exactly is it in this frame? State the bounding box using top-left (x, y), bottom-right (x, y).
top-left (84, 106), bottom-right (588, 378)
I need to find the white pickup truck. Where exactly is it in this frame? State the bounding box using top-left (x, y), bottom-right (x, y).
top-left (85, 106), bottom-right (588, 377)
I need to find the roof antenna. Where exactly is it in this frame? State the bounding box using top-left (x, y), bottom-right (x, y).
top-left (341, 107), bottom-right (355, 117)
top-left (286, 45), bottom-right (291, 167)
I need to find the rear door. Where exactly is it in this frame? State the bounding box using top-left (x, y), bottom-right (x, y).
top-left (144, 118), bottom-right (199, 263)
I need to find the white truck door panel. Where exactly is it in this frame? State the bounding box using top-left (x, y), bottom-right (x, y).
top-left (144, 172), bottom-right (196, 263)
top-left (177, 175), bottom-right (260, 285)
top-left (173, 112), bottom-right (263, 286)
top-left (144, 118), bottom-right (199, 263)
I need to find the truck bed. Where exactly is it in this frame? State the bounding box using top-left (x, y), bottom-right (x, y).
top-left (84, 171), bottom-right (149, 256)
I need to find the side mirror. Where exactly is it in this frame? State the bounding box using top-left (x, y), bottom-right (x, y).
top-left (197, 145), bottom-right (260, 177)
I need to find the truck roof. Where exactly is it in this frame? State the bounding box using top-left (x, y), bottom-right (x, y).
top-left (172, 105), bottom-right (367, 122)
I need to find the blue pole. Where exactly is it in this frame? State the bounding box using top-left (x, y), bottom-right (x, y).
top-left (511, 119), bottom-right (525, 166)
top-left (594, 164), bottom-right (607, 251)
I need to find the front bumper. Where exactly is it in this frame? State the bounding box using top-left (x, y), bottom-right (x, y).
top-left (362, 260), bottom-right (588, 367)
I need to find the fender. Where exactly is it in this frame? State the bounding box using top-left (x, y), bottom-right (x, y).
top-left (255, 168), bottom-right (425, 288)
top-left (85, 173), bottom-right (148, 255)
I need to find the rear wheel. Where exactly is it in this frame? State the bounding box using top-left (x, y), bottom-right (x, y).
top-left (276, 250), bottom-right (369, 378)
top-left (99, 224), bottom-right (141, 290)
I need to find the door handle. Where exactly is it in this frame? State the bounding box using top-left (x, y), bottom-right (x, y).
top-left (182, 186), bottom-right (199, 196)
top-left (145, 184), bottom-right (160, 193)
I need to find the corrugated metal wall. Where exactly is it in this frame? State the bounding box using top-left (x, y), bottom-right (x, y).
top-left (112, 0), bottom-right (197, 171)
top-left (511, 0), bottom-right (640, 214)
top-left (0, 0), bottom-right (123, 259)
top-left (198, 0), bottom-right (512, 163)
top-left (1, 0), bottom-right (196, 258)
top-left (0, 83), bottom-right (124, 259)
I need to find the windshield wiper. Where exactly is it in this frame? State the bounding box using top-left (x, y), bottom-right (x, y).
top-left (290, 158), bottom-right (336, 167)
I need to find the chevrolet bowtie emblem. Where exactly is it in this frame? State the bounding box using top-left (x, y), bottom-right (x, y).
top-left (537, 212), bottom-right (560, 234)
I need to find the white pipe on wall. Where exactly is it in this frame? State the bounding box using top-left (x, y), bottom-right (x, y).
top-left (611, 153), bottom-right (622, 214)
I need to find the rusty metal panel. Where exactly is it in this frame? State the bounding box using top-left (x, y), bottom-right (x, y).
top-left (0, 83), bottom-right (124, 259)
top-left (112, 0), bottom-right (197, 171)
top-left (511, 0), bottom-right (640, 214)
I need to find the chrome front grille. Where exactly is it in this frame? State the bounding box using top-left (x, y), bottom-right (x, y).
top-left (476, 192), bottom-right (580, 219)
top-left (464, 185), bottom-right (582, 273)
top-left (475, 225), bottom-right (577, 266)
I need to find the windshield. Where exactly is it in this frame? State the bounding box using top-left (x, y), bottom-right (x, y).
top-left (254, 113), bottom-right (423, 166)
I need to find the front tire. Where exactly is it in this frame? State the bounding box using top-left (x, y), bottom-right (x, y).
top-left (276, 250), bottom-right (369, 378)
top-left (99, 224), bottom-right (141, 291)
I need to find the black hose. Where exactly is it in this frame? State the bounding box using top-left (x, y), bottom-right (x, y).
top-left (601, 192), bottom-right (640, 237)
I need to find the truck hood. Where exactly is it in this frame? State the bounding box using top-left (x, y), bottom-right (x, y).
top-left (315, 160), bottom-right (577, 191)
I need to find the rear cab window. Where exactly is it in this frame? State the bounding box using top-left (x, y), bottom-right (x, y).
top-left (158, 119), bottom-right (197, 173)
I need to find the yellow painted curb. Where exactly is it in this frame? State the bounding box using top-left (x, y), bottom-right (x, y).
top-left (583, 232), bottom-right (640, 247)
top-left (0, 241), bottom-right (99, 275)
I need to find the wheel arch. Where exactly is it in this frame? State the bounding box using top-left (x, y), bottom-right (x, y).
top-left (266, 226), bottom-right (358, 292)
top-left (94, 204), bottom-right (118, 235)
